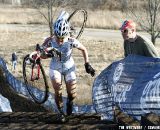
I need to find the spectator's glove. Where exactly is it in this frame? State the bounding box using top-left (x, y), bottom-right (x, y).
top-left (84, 63), bottom-right (95, 77)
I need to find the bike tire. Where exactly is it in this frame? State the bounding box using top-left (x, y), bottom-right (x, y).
top-left (68, 9), bottom-right (87, 39)
top-left (23, 54), bottom-right (49, 104)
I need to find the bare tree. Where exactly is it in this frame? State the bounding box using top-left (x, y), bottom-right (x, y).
top-left (127, 0), bottom-right (160, 45)
top-left (32, 0), bottom-right (73, 36)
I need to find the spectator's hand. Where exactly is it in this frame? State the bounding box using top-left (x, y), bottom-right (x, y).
top-left (84, 63), bottom-right (95, 77)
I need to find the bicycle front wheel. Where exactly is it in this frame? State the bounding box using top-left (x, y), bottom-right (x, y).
top-left (68, 9), bottom-right (87, 39)
top-left (23, 54), bottom-right (49, 104)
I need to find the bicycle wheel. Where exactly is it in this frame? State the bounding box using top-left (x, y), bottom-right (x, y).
top-left (68, 9), bottom-right (87, 39)
top-left (23, 54), bottom-right (49, 104)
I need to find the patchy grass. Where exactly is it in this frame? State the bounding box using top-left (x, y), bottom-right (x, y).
top-left (0, 6), bottom-right (125, 29)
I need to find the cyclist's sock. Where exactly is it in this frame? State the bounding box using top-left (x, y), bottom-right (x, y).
top-left (66, 99), bottom-right (73, 116)
top-left (55, 92), bottom-right (63, 114)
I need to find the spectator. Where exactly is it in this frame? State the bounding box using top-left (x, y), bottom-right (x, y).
top-left (120, 20), bottom-right (159, 58)
top-left (11, 52), bottom-right (17, 71)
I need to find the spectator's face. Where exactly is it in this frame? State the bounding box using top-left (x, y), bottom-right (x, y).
top-left (121, 28), bottom-right (135, 41)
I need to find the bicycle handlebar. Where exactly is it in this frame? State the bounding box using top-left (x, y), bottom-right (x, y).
top-left (45, 47), bottom-right (61, 56)
top-left (30, 44), bottom-right (62, 61)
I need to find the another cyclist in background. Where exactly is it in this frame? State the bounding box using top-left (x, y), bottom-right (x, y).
top-left (42, 11), bottom-right (95, 116)
top-left (120, 20), bottom-right (159, 58)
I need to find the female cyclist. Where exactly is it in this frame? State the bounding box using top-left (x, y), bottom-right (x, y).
top-left (42, 16), bottom-right (95, 116)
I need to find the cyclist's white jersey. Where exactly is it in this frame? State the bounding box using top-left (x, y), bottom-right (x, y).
top-left (49, 37), bottom-right (80, 75)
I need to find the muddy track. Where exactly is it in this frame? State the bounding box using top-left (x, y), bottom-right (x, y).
top-left (0, 112), bottom-right (117, 130)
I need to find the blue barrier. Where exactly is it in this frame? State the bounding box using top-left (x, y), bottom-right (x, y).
top-left (93, 55), bottom-right (160, 120)
top-left (0, 94), bottom-right (12, 112)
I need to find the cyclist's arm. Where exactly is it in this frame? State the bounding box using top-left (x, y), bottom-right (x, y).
top-left (41, 36), bottom-right (53, 47)
top-left (77, 43), bottom-right (89, 63)
top-left (40, 48), bottom-right (53, 59)
top-left (35, 44), bottom-right (49, 59)
top-left (41, 37), bottom-right (55, 59)
top-left (40, 47), bottom-right (60, 59)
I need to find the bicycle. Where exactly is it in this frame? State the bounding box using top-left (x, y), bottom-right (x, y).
top-left (23, 9), bottom-right (88, 104)
top-left (23, 44), bottom-right (61, 104)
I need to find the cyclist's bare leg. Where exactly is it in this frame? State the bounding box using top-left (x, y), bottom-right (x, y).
top-left (51, 79), bottom-right (63, 114)
top-left (66, 80), bottom-right (77, 100)
top-left (66, 80), bottom-right (77, 115)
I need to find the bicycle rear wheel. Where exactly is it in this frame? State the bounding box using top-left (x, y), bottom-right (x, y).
top-left (23, 54), bottom-right (49, 104)
top-left (68, 9), bottom-right (87, 39)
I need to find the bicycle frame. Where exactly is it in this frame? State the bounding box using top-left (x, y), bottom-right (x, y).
top-left (28, 46), bottom-right (61, 82)
top-left (29, 51), bottom-right (41, 82)
top-left (31, 63), bottom-right (40, 81)
top-left (23, 52), bottom-right (49, 104)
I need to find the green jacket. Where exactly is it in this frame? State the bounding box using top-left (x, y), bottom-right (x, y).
top-left (124, 35), bottom-right (159, 58)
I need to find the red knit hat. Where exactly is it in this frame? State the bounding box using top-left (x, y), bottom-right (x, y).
top-left (120, 20), bottom-right (136, 31)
